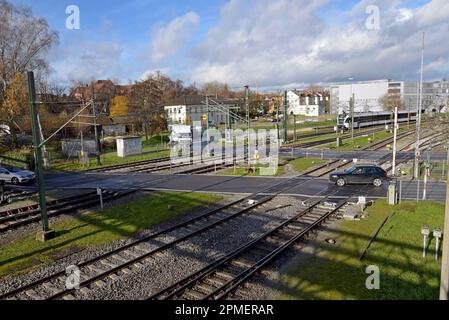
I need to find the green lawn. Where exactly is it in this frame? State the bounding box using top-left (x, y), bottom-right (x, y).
top-left (142, 133), bottom-right (169, 147)
top-left (280, 200), bottom-right (444, 300)
top-left (0, 192), bottom-right (222, 278)
top-left (324, 130), bottom-right (398, 151)
top-left (51, 149), bottom-right (170, 171)
top-left (219, 164), bottom-right (285, 177)
top-left (289, 158), bottom-right (326, 172)
top-left (0, 149), bottom-right (31, 168)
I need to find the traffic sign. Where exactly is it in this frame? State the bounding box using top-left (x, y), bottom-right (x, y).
top-left (202, 114), bottom-right (208, 121)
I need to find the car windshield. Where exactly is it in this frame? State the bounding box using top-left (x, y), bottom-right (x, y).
top-left (344, 166), bottom-right (357, 173)
top-left (4, 167), bottom-right (23, 173)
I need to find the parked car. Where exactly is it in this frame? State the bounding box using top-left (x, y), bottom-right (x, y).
top-left (329, 165), bottom-right (388, 187)
top-left (0, 166), bottom-right (36, 185)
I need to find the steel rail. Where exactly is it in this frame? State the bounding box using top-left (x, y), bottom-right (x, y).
top-left (0, 173), bottom-right (312, 300)
top-left (0, 190), bottom-right (136, 233)
top-left (148, 196), bottom-right (349, 300)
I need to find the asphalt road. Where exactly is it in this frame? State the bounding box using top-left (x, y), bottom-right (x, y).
top-left (280, 148), bottom-right (447, 162)
top-left (29, 172), bottom-right (447, 202)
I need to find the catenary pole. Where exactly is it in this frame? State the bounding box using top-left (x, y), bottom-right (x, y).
top-left (27, 71), bottom-right (54, 241)
top-left (392, 105), bottom-right (398, 175)
top-left (439, 146), bottom-right (449, 300)
top-left (414, 32), bottom-right (425, 179)
top-left (91, 83), bottom-right (101, 165)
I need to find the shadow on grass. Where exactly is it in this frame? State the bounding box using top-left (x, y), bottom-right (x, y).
top-left (0, 192), bottom-right (221, 273)
top-left (276, 223), bottom-right (441, 300)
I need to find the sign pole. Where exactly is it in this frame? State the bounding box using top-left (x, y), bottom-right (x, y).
top-left (439, 147), bottom-right (449, 300)
top-left (27, 71), bottom-right (55, 241)
top-left (392, 105), bottom-right (398, 175)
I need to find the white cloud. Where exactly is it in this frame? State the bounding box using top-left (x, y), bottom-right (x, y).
top-left (48, 40), bottom-right (125, 84)
top-left (139, 68), bottom-right (170, 81)
top-left (396, 8), bottom-right (414, 23)
top-left (190, 0), bottom-right (449, 87)
top-left (151, 11), bottom-right (200, 63)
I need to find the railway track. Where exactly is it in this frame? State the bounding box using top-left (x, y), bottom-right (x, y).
top-left (0, 189), bottom-right (136, 233)
top-left (0, 174), bottom-right (318, 300)
top-left (283, 123), bottom-right (416, 149)
top-left (0, 190), bottom-right (37, 204)
top-left (84, 156), bottom-right (171, 173)
top-left (301, 129), bottom-right (416, 178)
top-left (148, 195), bottom-right (353, 300)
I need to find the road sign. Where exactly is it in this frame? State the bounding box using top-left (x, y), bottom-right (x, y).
top-left (202, 114), bottom-right (208, 121)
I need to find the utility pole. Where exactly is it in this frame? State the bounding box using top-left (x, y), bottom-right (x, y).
top-left (414, 32), bottom-right (425, 179)
top-left (392, 105), bottom-right (398, 175)
top-left (351, 94), bottom-right (355, 141)
top-left (245, 85), bottom-right (250, 167)
top-left (439, 145), bottom-right (449, 300)
top-left (276, 97), bottom-right (280, 140)
top-left (27, 71), bottom-right (55, 242)
top-left (283, 91), bottom-right (288, 142)
top-left (91, 83), bottom-right (101, 165)
top-left (294, 114), bottom-right (297, 141)
top-left (206, 95), bottom-right (210, 158)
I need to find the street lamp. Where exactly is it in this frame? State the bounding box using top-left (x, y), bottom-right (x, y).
top-left (348, 78), bottom-right (355, 141)
top-left (439, 142), bottom-right (449, 300)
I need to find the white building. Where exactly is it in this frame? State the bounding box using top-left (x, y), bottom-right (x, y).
top-left (164, 96), bottom-right (239, 126)
top-left (432, 79), bottom-right (449, 112)
top-left (330, 79), bottom-right (434, 114)
top-left (286, 90), bottom-right (329, 116)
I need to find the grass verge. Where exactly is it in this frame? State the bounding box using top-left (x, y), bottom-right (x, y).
top-left (279, 200), bottom-right (444, 300)
top-left (51, 149), bottom-right (169, 171)
top-left (0, 192), bottom-right (222, 278)
top-left (288, 158), bottom-right (326, 173)
top-left (218, 164), bottom-right (285, 177)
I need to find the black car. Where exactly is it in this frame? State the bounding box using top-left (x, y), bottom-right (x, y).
top-left (329, 165), bottom-right (388, 187)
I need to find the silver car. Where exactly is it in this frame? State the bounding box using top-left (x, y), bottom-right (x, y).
top-left (0, 166), bottom-right (36, 184)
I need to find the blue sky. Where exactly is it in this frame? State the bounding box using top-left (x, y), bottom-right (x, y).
top-left (10, 0), bottom-right (449, 89)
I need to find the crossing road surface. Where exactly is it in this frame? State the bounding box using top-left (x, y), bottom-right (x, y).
top-left (280, 148), bottom-right (447, 162)
top-left (24, 172), bottom-right (447, 202)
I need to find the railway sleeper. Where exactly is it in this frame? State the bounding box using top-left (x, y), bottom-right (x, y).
top-left (195, 282), bottom-right (217, 295)
top-left (183, 289), bottom-right (205, 300)
top-left (230, 258), bottom-right (254, 269)
top-left (204, 276), bottom-right (228, 287)
top-left (214, 270), bottom-right (235, 281)
top-left (25, 289), bottom-right (42, 300)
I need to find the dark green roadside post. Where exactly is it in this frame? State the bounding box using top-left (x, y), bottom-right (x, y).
top-left (294, 114), bottom-right (297, 141)
top-left (91, 83), bottom-right (101, 165)
top-left (27, 71), bottom-right (55, 242)
top-left (283, 91), bottom-right (288, 142)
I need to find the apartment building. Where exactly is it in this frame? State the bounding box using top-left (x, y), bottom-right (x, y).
top-left (286, 90), bottom-right (329, 116)
top-left (330, 79), bottom-right (434, 114)
top-left (164, 96), bottom-right (239, 125)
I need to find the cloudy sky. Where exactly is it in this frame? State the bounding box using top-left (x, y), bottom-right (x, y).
top-left (10, 0), bottom-right (449, 89)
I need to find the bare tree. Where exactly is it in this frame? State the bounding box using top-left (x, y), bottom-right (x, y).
top-left (128, 78), bottom-right (165, 139)
top-left (0, 0), bottom-right (58, 99)
top-left (379, 93), bottom-right (404, 112)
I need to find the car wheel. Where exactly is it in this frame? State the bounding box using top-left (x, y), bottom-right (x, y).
top-left (336, 178), bottom-right (346, 187)
top-left (373, 178), bottom-right (383, 187)
top-left (11, 177), bottom-right (19, 185)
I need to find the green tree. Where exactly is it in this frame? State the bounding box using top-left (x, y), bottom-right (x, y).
top-left (110, 96), bottom-right (129, 117)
